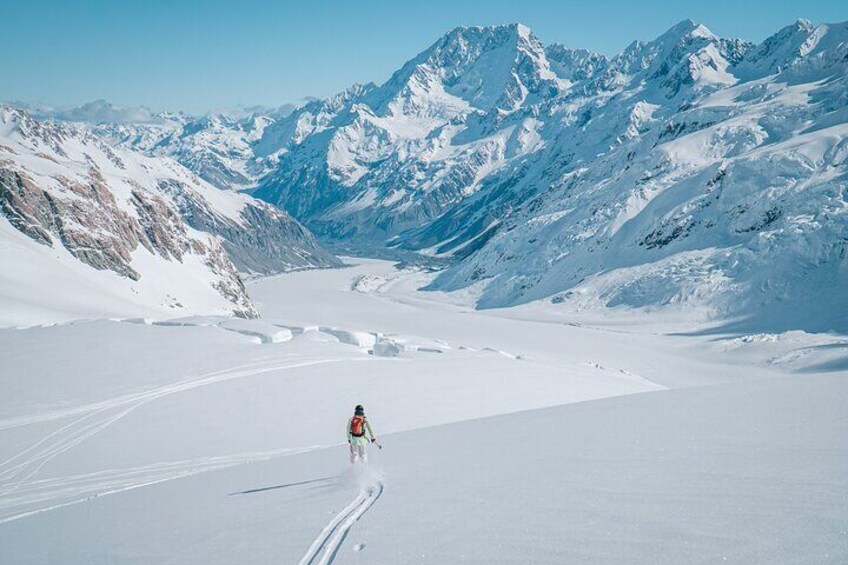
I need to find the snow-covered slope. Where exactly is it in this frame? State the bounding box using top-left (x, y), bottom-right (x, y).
top-left (0, 106), bottom-right (338, 326)
top-left (6, 372), bottom-right (844, 565)
top-left (427, 20), bottom-right (848, 332)
top-left (1, 260), bottom-right (844, 563)
top-left (251, 20), bottom-right (848, 331)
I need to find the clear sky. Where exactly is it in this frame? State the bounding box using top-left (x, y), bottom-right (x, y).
top-left (3, 0), bottom-right (846, 114)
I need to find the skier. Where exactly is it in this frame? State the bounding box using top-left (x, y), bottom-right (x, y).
top-left (347, 404), bottom-right (377, 464)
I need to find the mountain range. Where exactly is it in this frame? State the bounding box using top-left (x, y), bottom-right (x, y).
top-left (3, 18), bottom-right (847, 330)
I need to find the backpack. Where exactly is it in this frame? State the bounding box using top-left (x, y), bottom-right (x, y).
top-left (350, 415), bottom-right (366, 437)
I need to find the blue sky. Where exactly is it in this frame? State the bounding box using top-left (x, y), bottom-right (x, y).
top-left (3, 0), bottom-right (846, 113)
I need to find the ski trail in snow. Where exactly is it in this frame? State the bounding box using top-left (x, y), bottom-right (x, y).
top-left (0, 357), bottom-right (386, 514)
top-left (0, 359), bottom-right (319, 485)
top-left (0, 404), bottom-right (140, 493)
top-left (298, 479), bottom-right (384, 565)
top-left (0, 445), bottom-right (326, 524)
top-left (0, 357), bottom-right (379, 431)
top-left (0, 357), bottom-right (375, 480)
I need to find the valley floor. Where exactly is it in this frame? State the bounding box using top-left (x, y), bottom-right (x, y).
top-left (0, 259), bottom-right (846, 563)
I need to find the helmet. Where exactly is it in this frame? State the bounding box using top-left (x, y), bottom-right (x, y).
top-left (354, 404), bottom-right (364, 415)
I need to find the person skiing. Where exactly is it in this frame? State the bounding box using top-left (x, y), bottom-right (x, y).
top-left (347, 404), bottom-right (377, 464)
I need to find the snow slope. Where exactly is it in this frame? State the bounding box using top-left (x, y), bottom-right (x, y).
top-left (0, 260), bottom-right (844, 563)
top-left (8, 371), bottom-right (837, 564)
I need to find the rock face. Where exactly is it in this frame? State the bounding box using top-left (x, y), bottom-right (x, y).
top-left (155, 178), bottom-right (340, 275)
top-left (0, 167), bottom-right (193, 282)
top-left (0, 106), bottom-right (338, 322)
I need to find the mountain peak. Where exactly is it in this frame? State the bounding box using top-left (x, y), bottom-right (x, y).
top-left (733, 17), bottom-right (844, 78)
top-left (513, 22), bottom-right (533, 38)
top-left (658, 19), bottom-right (716, 42)
top-left (443, 22), bottom-right (535, 38)
top-left (434, 22), bottom-right (542, 55)
top-left (602, 18), bottom-right (728, 95)
top-left (371, 21), bottom-right (555, 115)
top-left (794, 18), bottom-right (815, 32)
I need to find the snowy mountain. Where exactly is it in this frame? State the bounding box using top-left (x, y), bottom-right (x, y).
top-left (10, 99), bottom-right (167, 125)
top-left (253, 24), bottom-right (560, 239)
top-left (0, 106), bottom-right (338, 326)
top-left (425, 20), bottom-right (848, 331)
top-left (11, 20), bottom-right (844, 330)
top-left (250, 20), bottom-right (848, 331)
top-left (11, 100), bottom-right (299, 190)
top-left (91, 110), bottom-right (289, 191)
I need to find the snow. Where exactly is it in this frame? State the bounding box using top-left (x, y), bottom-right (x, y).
top-left (0, 218), bottom-right (241, 327)
top-left (356, 373), bottom-right (847, 564)
top-left (1, 259), bottom-right (845, 563)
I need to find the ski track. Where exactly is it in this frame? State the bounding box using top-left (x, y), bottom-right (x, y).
top-left (0, 445), bottom-right (327, 524)
top-left (298, 479), bottom-right (384, 565)
top-left (0, 356), bottom-right (382, 521)
top-left (0, 357), bottom-right (371, 431)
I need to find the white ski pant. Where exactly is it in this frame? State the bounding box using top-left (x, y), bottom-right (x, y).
top-left (349, 437), bottom-right (368, 463)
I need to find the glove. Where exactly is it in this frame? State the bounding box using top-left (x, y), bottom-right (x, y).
top-left (371, 438), bottom-right (377, 443)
